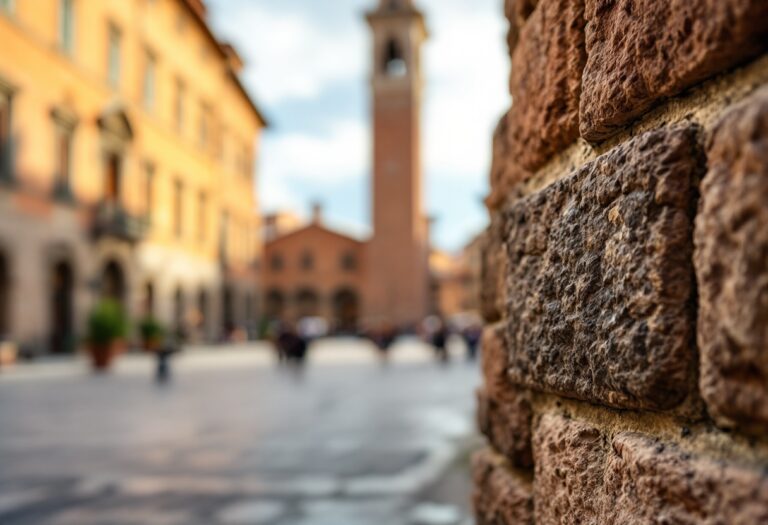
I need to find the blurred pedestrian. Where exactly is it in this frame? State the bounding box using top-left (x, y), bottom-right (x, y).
top-left (371, 323), bottom-right (398, 366)
top-left (277, 324), bottom-right (308, 377)
top-left (462, 324), bottom-right (482, 361)
top-left (431, 319), bottom-right (450, 364)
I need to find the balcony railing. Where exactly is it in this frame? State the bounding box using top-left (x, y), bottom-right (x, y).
top-left (92, 202), bottom-right (147, 243)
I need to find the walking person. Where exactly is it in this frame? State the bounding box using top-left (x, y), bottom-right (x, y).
top-left (431, 319), bottom-right (450, 364)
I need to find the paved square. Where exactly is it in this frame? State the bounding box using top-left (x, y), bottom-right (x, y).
top-left (0, 338), bottom-right (480, 524)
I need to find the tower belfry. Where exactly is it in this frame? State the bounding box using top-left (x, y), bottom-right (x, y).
top-left (364, 0), bottom-right (430, 327)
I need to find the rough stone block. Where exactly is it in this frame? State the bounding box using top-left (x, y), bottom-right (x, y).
top-left (505, 0), bottom-right (539, 55)
top-left (604, 432), bottom-right (768, 525)
top-left (480, 324), bottom-right (509, 396)
top-left (533, 414), bottom-right (605, 524)
top-left (503, 126), bottom-right (701, 410)
top-left (533, 414), bottom-right (768, 524)
top-left (696, 87), bottom-right (768, 434)
top-left (507, 0), bottom-right (586, 172)
top-left (477, 388), bottom-right (534, 469)
top-left (472, 449), bottom-right (534, 525)
top-left (480, 218), bottom-right (507, 323)
top-left (580, 0), bottom-right (768, 142)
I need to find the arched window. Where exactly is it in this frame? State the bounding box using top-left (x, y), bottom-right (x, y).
top-left (295, 288), bottom-right (320, 318)
top-left (266, 289), bottom-right (285, 319)
top-left (340, 251), bottom-right (357, 272)
top-left (300, 250), bottom-right (314, 271)
top-left (270, 253), bottom-right (284, 272)
top-left (383, 38), bottom-right (407, 77)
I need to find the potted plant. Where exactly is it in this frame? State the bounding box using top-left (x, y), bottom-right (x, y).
top-left (85, 299), bottom-right (128, 371)
top-left (139, 315), bottom-right (165, 352)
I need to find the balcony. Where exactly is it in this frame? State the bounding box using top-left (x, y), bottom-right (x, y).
top-left (91, 202), bottom-right (147, 243)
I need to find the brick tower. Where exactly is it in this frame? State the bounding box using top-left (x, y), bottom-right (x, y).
top-left (364, 0), bottom-right (430, 328)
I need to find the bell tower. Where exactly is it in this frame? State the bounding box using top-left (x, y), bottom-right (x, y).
top-left (364, 0), bottom-right (430, 327)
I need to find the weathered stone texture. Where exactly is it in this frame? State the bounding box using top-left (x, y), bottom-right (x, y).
top-left (480, 217), bottom-right (507, 323)
top-left (480, 324), bottom-right (510, 396)
top-left (477, 388), bottom-right (534, 469)
top-left (695, 87), bottom-right (768, 434)
top-left (472, 449), bottom-right (534, 525)
top-left (533, 414), bottom-right (605, 524)
top-left (504, 0), bottom-right (539, 54)
top-left (604, 432), bottom-right (768, 525)
top-left (487, 112), bottom-right (522, 211)
top-left (533, 414), bottom-right (768, 524)
top-left (507, 0), bottom-right (586, 172)
top-left (503, 126), bottom-right (701, 410)
top-left (580, 0), bottom-right (768, 142)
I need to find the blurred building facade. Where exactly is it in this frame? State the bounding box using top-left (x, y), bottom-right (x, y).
top-left (429, 233), bottom-right (482, 321)
top-left (263, 206), bottom-right (365, 333)
top-left (263, 205), bottom-right (481, 332)
top-left (0, 0), bottom-right (266, 354)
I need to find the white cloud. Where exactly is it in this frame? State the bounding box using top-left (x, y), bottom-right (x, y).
top-left (209, 2), bottom-right (368, 105)
top-left (261, 120), bottom-right (369, 183)
top-left (422, 3), bottom-right (510, 179)
top-left (210, 0), bottom-right (510, 248)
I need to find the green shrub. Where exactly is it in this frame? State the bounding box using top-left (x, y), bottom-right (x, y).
top-left (86, 300), bottom-right (129, 345)
top-left (139, 315), bottom-right (165, 343)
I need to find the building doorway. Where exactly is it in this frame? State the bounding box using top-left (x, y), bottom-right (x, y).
top-left (144, 281), bottom-right (155, 317)
top-left (173, 287), bottom-right (186, 341)
top-left (265, 289), bottom-right (285, 321)
top-left (197, 288), bottom-right (209, 341)
top-left (295, 288), bottom-right (320, 319)
top-left (0, 251), bottom-right (9, 339)
top-left (50, 260), bottom-right (75, 353)
top-left (222, 285), bottom-right (234, 338)
top-left (102, 260), bottom-right (125, 304)
top-left (333, 288), bottom-right (359, 333)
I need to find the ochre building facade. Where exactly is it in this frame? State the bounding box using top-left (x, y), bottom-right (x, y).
top-left (0, 0), bottom-right (266, 354)
top-left (474, 0), bottom-right (768, 523)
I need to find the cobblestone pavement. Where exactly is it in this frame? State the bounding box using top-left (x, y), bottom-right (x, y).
top-left (0, 338), bottom-right (480, 525)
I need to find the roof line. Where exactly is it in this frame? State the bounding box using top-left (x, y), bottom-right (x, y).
top-left (179, 0), bottom-right (269, 128)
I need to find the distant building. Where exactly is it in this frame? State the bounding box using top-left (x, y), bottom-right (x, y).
top-left (262, 204), bottom-right (482, 332)
top-left (263, 211), bottom-right (304, 243)
top-left (0, 0), bottom-right (266, 354)
top-left (262, 0), bottom-right (432, 332)
top-left (430, 233), bottom-right (483, 321)
top-left (262, 206), bottom-right (365, 333)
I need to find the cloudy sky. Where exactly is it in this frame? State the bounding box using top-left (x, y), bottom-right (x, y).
top-left (207, 0), bottom-right (510, 251)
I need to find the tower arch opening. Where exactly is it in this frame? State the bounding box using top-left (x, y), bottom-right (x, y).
top-left (383, 38), bottom-right (407, 77)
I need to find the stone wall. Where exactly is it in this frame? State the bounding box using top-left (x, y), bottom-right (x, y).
top-left (474, 0), bottom-right (768, 522)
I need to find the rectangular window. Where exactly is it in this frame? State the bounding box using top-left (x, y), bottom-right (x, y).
top-left (0, 0), bottom-right (14, 15)
top-left (199, 102), bottom-right (208, 149)
top-left (60, 0), bottom-right (74, 55)
top-left (220, 210), bottom-right (229, 260)
top-left (107, 24), bottom-right (121, 87)
top-left (174, 78), bottom-right (185, 133)
top-left (0, 92), bottom-right (11, 181)
top-left (197, 191), bottom-right (206, 242)
top-left (104, 153), bottom-right (121, 204)
top-left (56, 128), bottom-right (73, 189)
top-left (173, 179), bottom-right (183, 238)
top-left (143, 51), bottom-right (156, 111)
top-left (144, 163), bottom-right (155, 221)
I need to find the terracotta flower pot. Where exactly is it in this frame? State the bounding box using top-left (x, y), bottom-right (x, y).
top-left (142, 338), bottom-right (162, 353)
top-left (87, 340), bottom-right (123, 371)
